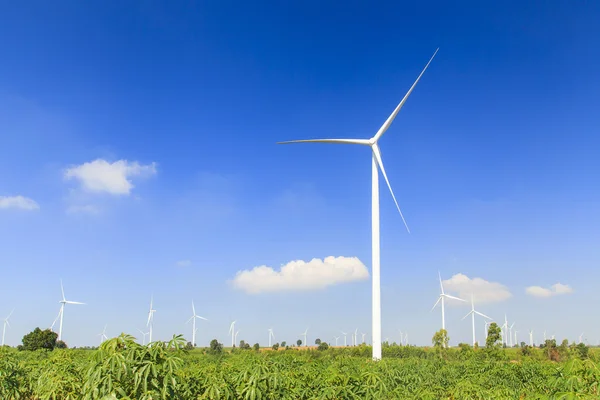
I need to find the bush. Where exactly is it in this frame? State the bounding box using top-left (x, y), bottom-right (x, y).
top-left (317, 342), bottom-right (329, 351)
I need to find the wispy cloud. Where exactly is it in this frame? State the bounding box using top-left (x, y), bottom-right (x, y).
top-left (64, 159), bottom-right (157, 195)
top-left (231, 256), bottom-right (369, 294)
top-left (0, 195), bottom-right (40, 211)
top-left (525, 283), bottom-right (573, 298)
top-left (442, 273), bottom-right (512, 304)
top-left (176, 260), bottom-right (192, 267)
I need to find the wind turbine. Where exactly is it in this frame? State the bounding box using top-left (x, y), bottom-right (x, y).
top-left (579, 332), bottom-right (584, 344)
top-left (431, 271), bottom-right (466, 333)
top-left (278, 49), bottom-right (439, 360)
top-left (2, 309), bottom-right (14, 346)
top-left (228, 320), bottom-right (236, 347)
top-left (137, 329), bottom-right (149, 345)
top-left (301, 328), bottom-right (308, 347)
top-left (362, 332), bottom-right (367, 344)
top-left (514, 330), bottom-right (519, 346)
top-left (235, 330), bottom-right (240, 344)
top-left (334, 336), bottom-right (340, 346)
top-left (341, 331), bottom-right (347, 346)
top-left (354, 328), bottom-right (358, 347)
top-left (509, 322), bottom-right (515, 347)
top-left (98, 325), bottom-right (108, 345)
top-left (57, 280), bottom-right (85, 342)
top-left (404, 332), bottom-right (408, 346)
top-left (461, 294), bottom-right (492, 346)
top-left (268, 328), bottom-right (275, 347)
top-left (147, 296), bottom-right (156, 343)
top-left (529, 330), bottom-right (534, 346)
top-left (186, 301), bottom-right (208, 346)
top-left (502, 314), bottom-right (509, 347)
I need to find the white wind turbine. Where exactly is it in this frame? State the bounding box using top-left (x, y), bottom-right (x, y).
top-left (509, 322), bottom-right (515, 347)
top-left (341, 331), bottom-right (348, 346)
top-left (334, 336), bottom-right (340, 346)
top-left (278, 49), bottom-right (439, 360)
top-left (502, 314), bottom-right (509, 346)
top-left (300, 328), bottom-right (308, 347)
top-left (186, 301), bottom-right (208, 347)
top-left (354, 328), bottom-right (358, 346)
top-left (529, 330), bottom-right (534, 346)
top-left (431, 271), bottom-right (466, 333)
top-left (137, 329), bottom-right (149, 345)
top-left (235, 330), bottom-right (240, 344)
top-left (514, 330), bottom-right (519, 346)
top-left (228, 320), bottom-right (236, 347)
top-left (403, 332), bottom-right (408, 346)
top-left (147, 296), bottom-right (156, 343)
top-left (579, 332), bottom-right (584, 344)
top-left (268, 328), bottom-right (275, 347)
top-left (2, 309), bottom-right (14, 346)
top-left (57, 280), bottom-right (85, 342)
top-left (98, 325), bottom-right (108, 345)
top-left (461, 294), bottom-right (492, 346)
top-left (362, 332), bottom-right (367, 344)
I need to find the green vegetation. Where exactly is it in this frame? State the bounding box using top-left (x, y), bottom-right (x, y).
top-left (1, 330), bottom-right (600, 399)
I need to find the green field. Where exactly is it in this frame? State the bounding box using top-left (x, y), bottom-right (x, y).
top-left (1, 334), bottom-right (599, 399)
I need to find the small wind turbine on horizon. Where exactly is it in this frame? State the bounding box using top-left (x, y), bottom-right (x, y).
top-left (301, 328), bottom-right (308, 347)
top-left (431, 271), bottom-right (466, 335)
top-left (461, 294), bottom-right (492, 347)
top-left (57, 280), bottom-right (85, 342)
top-left (98, 325), bottom-right (108, 345)
top-left (341, 331), bottom-right (348, 346)
top-left (228, 320), bottom-right (236, 347)
top-left (268, 328), bottom-right (275, 347)
top-left (2, 309), bottom-right (14, 346)
top-left (354, 328), bottom-right (358, 347)
top-left (502, 315), bottom-right (509, 347)
top-left (235, 330), bottom-right (240, 344)
top-left (334, 336), bottom-right (340, 346)
top-left (186, 301), bottom-right (208, 347)
top-left (278, 49), bottom-right (439, 360)
top-left (147, 296), bottom-right (156, 343)
top-left (362, 332), bottom-right (367, 344)
top-left (529, 330), bottom-right (534, 347)
top-left (137, 329), bottom-right (149, 345)
top-left (579, 332), bottom-right (584, 344)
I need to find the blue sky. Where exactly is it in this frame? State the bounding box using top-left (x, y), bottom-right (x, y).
top-left (1, 1), bottom-right (599, 348)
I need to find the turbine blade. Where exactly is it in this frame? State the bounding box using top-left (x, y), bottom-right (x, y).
top-left (192, 301), bottom-right (196, 316)
top-left (444, 294), bottom-right (466, 302)
top-left (462, 310), bottom-right (473, 320)
top-left (5, 319), bottom-right (10, 328)
top-left (372, 48), bottom-right (439, 142)
top-left (65, 301), bottom-right (85, 305)
top-left (438, 271), bottom-right (444, 294)
top-left (6, 308), bottom-right (14, 320)
top-left (197, 316), bottom-right (208, 321)
top-left (277, 138), bottom-right (369, 145)
top-left (430, 296), bottom-right (441, 312)
top-left (371, 144), bottom-right (409, 233)
top-left (475, 311), bottom-right (492, 320)
top-left (186, 316), bottom-right (194, 324)
top-left (147, 311), bottom-right (152, 326)
top-left (60, 279), bottom-right (65, 301)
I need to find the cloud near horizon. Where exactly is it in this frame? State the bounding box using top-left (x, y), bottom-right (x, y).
top-left (231, 256), bottom-right (369, 294)
top-left (64, 159), bottom-right (157, 195)
top-left (0, 195), bottom-right (40, 210)
top-left (442, 273), bottom-right (512, 305)
top-left (525, 283), bottom-right (573, 298)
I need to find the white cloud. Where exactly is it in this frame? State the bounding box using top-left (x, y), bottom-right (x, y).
top-left (442, 273), bottom-right (512, 304)
top-left (231, 256), bottom-right (369, 294)
top-left (176, 260), bottom-right (192, 267)
top-left (0, 195), bottom-right (39, 210)
top-left (64, 159), bottom-right (157, 195)
top-left (525, 283), bottom-right (573, 298)
top-left (66, 205), bottom-right (100, 215)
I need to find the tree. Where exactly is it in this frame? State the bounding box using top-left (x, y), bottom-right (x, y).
top-left (208, 339), bottom-right (222, 354)
top-left (432, 329), bottom-right (449, 349)
top-left (21, 328), bottom-right (58, 351)
top-left (318, 342), bottom-right (329, 351)
top-left (253, 343), bottom-right (259, 351)
top-left (55, 340), bottom-right (67, 349)
top-left (315, 338), bottom-right (321, 345)
top-left (239, 340), bottom-right (246, 349)
top-left (272, 343), bottom-right (279, 351)
top-left (485, 323), bottom-right (502, 348)
top-left (184, 342), bottom-right (194, 351)
top-left (281, 341), bottom-right (286, 347)
top-left (297, 339), bottom-right (302, 347)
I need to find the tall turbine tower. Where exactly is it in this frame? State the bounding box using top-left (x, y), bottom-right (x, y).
top-left (146, 296), bottom-right (156, 343)
top-left (228, 321), bottom-right (236, 347)
top-left (431, 271), bottom-right (466, 331)
top-left (57, 280), bottom-right (85, 341)
top-left (461, 294), bottom-right (492, 346)
top-left (341, 331), bottom-right (348, 346)
top-left (278, 49), bottom-right (439, 360)
top-left (186, 301), bottom-right (208, 346)
top-left (334, 336), bottom-right (340, 346)
top-left (2, 309), bottom-right (14, 346)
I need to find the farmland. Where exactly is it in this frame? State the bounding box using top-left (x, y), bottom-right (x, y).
top-left (1, 334), bottom-right (599, 399)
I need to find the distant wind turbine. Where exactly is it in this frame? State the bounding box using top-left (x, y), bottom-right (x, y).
top-left (228, 321), bottom-right (236, 347)
top-left (301, 328), bottom-right (308, 347)
top-left (278, 49), bottom-right (439, 360)
top-left (57, 280), bottom-right (85, 341)
top-left (2, 309), bottom-right (14, 346)
top-left (341, 331), bottom-right (347, 346)
top-left (334, 336), bottom-right (340, 346)
top-left (529, 330), bottom-right (534, 347)
top-left (147, 296), bottom-right (156, 343)
top-left (268, 328), bottom-right (275, 347)
top-left (579, 332), bottom-right (584, 344)
top-left (186, 301), bottom-right (208, 346)
top-left (235, 330), bottom-right (239, 344)
top-left (137, 329), bottom-right (149, 345)
top-left (361, 332), bottom-right (367, 344)
top-left (461, 294), bottom-right (492, 346)
top-left (98, 325), bottom-right (108, 345)
top-left (431, 271), bottom-right (466, 333)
